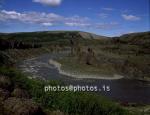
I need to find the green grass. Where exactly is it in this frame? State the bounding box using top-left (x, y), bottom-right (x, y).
top-left (0, 31), bottom-right (149, 114)
top-left (0, 67), bottom-right (131, 115)
top-left (125, 105), bottom-right (150, 115)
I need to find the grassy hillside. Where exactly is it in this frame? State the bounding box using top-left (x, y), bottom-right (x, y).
top-left (0, 31), bottom-right (149, 81)
top-left (0, 31), bottom-right (107, 44)
top-left (0, 67), bottom-right (133, 115)
top-left (0, 31), bottom-right (150, 115)
top-left (101, 32), bottom-right (150, 80)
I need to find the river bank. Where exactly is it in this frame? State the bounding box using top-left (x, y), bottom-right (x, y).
top-left (49, 59), bottom-right (124, 80)
top-left (16, 53), bottom-right (150, 104)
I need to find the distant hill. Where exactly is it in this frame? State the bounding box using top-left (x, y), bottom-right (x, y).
top-left (0, 31), bottom-right (150, 81)
top-left (117, 31), bottom-right (150, 45)
top-left (0, 30), bottom-right (149, 49)
top-left (0, 31), bottom-right (108, 43)
top-left (78, 31), bottom-right (108, 40)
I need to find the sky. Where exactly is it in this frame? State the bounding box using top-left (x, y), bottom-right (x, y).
top-left (0, 0), bottom-right (149, 36)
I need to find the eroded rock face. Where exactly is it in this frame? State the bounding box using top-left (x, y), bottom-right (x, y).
top-left (77, 48), bottom-right (98, 66)
top-left (0, 75), bottom-right (46, 115)
top-left (3, 97), bottom-right (45, 115)
top-left (0, 51), bottom-right (15, 66)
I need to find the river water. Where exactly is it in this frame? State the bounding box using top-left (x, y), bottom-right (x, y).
top-left (17, 52), bottom-right (150, 104)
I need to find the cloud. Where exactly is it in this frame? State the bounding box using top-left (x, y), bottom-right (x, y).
top-left (64, 15), bottom-right (91, 28)
top-left (98, 13), bottom-right (108, 18)
top-left (122, 14), bottom-right (141, 21)
top-left (96, 22), bottom-right (119, 29)
top-left (65, 15), bottom-right (90, 25)
top-left (1, 10), bottom-right (22, 20)
top-left (88, 8), bottom-right (92, 10)
top-left (65, 22), bottom-right (91, 27)
top-left (0, 10), bottom-right (89, 27)
top-left (0, 10), bottom-right (63, 24)
top-left (33, 0), bottom-right (62, 6)
top-left (42, 22), bottom-right (53, 26)
top-left (102, 7), bottom-right (114, 11)
top-left (0, 10), bottom-right (120, 30)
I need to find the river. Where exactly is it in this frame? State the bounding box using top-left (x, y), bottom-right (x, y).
top-left (17, 52), bottom-right (150, 104)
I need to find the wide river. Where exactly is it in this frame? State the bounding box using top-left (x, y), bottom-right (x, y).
top-left (17, 52), bottom-right (150, 104)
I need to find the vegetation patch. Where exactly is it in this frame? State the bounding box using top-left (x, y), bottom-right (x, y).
top-left (58, 56), bottom-right (117, 77)
top-left (0, 67), bottom-right (131, 115)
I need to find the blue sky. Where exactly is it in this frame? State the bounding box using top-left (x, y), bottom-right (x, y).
top-left (0, 0), bottom-right (149, 36)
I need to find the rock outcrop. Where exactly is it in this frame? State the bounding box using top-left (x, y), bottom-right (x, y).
top-left (0, 75), bottom-right (46, 115)
top-left (3, 97), bottom-right (45, 115)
